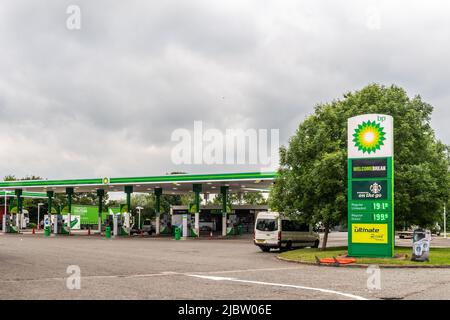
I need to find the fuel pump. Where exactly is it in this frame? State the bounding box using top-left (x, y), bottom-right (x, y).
top-left (113, 213), bottom-right (119, 237)
top-left (53, 214), bottom-right (64, 234)
top-left (14, 213), bottom-right (21, 232)
top-left (8, 213), bottom-right (18, 233)
top-left (188, 214), bottom-right (195, 237)
top-left (114, 212), bottom-right (130, 236)
top-left (1, 212), bottom-right (6, 232)
top-left (227, 214), bottom-right (238, 235)
top-left (160, 214), bottom-right (170, 234)
top-left (2, 213), bottom-right (15, 233)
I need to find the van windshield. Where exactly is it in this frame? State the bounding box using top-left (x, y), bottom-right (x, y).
top-left (256, 219), bottom-right (278, 232)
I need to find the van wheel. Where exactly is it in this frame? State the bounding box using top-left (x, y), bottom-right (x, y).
top-left (312, 240), bottom-right (319, 248)
top-left (285, 241), bottom-right (292, 251)
top-left (260, 247), bottom-right (270, 252)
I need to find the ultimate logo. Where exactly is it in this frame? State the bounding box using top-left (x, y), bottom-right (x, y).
top-left (353, 120), bottom-right (386, 154)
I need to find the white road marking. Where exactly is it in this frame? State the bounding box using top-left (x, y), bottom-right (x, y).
top-left (187, 274), bottom-right (368, 300)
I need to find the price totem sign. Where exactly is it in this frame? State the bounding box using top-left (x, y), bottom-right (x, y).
top-left (348, 114), bottom-right (394, 257)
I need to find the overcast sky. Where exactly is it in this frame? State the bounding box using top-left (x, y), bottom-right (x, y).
top-left (0, 0), bottom-right (449, 181)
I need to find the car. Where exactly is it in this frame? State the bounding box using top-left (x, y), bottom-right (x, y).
top-left (254, 211), bottom-right (320, 252)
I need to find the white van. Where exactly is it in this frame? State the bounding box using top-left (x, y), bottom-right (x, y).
top-left (254, 211), bottom-right (320, 252)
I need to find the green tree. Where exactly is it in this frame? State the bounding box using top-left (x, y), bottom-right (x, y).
top-left (129, 193), bottom-right (193, 221)
top-left (270, 84), bottom-right (450, 249)
top-left (210, 192), bottom-right (268, 205)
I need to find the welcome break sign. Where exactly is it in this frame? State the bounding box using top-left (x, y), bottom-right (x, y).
top-left (348, 114), bottom-right (394, 257)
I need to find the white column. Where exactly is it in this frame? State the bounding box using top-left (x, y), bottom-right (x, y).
top-left (444, 204), bottom-right (447, 239)
top-left (68, 211), bottom-right (71, 235)
top-left (113, 214), bottom-right (118, 237)
top-left (182, 213), bottom-right (188, 238)
top-left (3, 192), bottom-right (6, 233)
top-left (53, 215), bottom-right (57, 234)
top-left (222, 212), bottom-right (227, 236)
top-left (16, 213), bottom-right (20, 231)
top-left (2, 210), bottom-right (6, 233)
top-left (156, 215), bottom-right (160, 235)
top-left (194, 212), bottom-right (199, 237)
top-left (98, 216), bottom-right (102, 233)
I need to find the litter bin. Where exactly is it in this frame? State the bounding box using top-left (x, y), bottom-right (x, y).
top-left (105, 226), bottom-right (111, 239)
top-left (411, 228), bottom-right (431, 262)
top-left (174, 227), bottom-right (181, 241)
top-left (44, 226), bottom-right (50, 237)
top-left (237, 225), bottom-right (243, 235)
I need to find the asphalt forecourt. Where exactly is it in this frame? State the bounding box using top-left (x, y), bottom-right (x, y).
top-left (278, 246), bottom-right (450, 267)
top-left (2, 234), bottom-right (450, 300)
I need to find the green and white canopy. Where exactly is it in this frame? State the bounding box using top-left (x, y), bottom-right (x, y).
top-left (0, 190), bottom-right (47, 198)
top-left (0, 172), bottom-right (276, 195)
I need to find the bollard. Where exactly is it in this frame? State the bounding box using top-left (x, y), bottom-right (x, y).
top-left (32, 228), bottom-right (35, 235)
top-left (105, 226), bottom-right (111, 239)
top-left (174, 227), bottom-right (181, 241)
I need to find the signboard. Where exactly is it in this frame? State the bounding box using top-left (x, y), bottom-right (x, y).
top-left (348, 114), bottom-right (394, 257)
top-left (351, 159), bottom-right (387, 178)
top-left (44, 215), bottom-right (50, 228)
top-left (352, 180), bottom-right (388, 200)
top-left (63, 215), bottom-right (81, 230)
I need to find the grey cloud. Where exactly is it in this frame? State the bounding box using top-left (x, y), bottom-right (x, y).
top-left (0, 0), bottom-right (449, 179)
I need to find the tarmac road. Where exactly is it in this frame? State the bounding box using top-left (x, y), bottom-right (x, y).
top-left (1, 233), bottom-right (450, 300)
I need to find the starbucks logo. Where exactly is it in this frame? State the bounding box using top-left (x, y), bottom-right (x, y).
top-left (370, 182), bottom-right (382, 194)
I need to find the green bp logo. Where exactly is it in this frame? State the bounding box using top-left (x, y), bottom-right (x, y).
top-left (353, 120), bottom-right (386, 154)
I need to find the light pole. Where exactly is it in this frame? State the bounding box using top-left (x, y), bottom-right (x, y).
top-left (444, 204), bottom-right (447, 239)
top-left (37, 203), bottom-right (44, 230)
top-left (136, 206), bottom-right (143, 230)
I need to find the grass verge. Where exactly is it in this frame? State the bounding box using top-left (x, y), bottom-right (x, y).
top-left (278, 246), bottom-right (450, 266)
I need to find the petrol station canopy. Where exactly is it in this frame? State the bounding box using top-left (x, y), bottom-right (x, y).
top-left (0, 190), bottom-right (47, 198)
top-left (0, 172), bottom-right (276, 195)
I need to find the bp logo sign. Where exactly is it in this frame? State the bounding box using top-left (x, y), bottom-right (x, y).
top-left (348, 114), bottom-right (394, 258)
top-left (352, 120), bottom-right (386, 154)
top-left (348, 114), bottom-right (393, 159)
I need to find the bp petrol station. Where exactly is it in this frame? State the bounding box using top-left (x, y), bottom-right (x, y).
top-left (1, 114), bottom-right (396, 258)
top-left (0, 172), bottom-right (275, 239)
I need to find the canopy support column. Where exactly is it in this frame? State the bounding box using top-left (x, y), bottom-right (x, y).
top-left (154, 188), bottom-right (162, 235)
top-left (66, 187), bottom-right (74, 235)
top-left (97, 189), bottom-right (105, 233)
top-left (2, 192), bottom-right (7, 233)
top-left (193, 184), bottom-right (202, 238)
top-left (124, 186), bottom-right (133, 230)
top-left (47, 191), bottom-right (54, 233)
top-left (221, 186), bottom-right (229, 237)
top-left (15, 189), bottom-right (22, 231)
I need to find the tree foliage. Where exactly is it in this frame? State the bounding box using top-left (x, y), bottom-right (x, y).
top-left (210, 192), bottom-right (268, 206)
